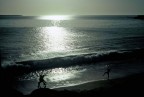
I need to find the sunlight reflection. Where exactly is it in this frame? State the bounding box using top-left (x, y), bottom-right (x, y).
top-left (38, 15), bottom-right (71, 20)
top-left (48, 73), bottom-right (75, 82)
top-left (46, 68), bottom-right (79, 82)
top-left (39, 27), bottom-right (69, 52)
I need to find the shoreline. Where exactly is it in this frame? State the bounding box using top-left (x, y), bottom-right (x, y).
top-left (2, 72), bottom-right (144, 97)
top-left (54, 72), bottom-right (144, 91)
top-left (28, 72), bottom-right (144, 96)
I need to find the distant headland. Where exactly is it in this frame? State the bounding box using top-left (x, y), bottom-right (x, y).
top-left (0, 15), bottom-right (35, 19)
top-left (134, 15), bottom-right (144, 20)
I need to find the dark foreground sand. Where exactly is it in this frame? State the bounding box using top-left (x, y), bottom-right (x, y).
top-left (1, 72), bottom-right (144, 97)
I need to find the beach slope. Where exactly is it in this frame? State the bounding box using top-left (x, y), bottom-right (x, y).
top-left (28, 73), bottom-right (144, 97)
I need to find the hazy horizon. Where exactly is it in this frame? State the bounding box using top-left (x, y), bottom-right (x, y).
top-left (0, 0), bottom-right (144, 16)
top-left (0, 13), bottom-right (143, 17)
top-left (0, 14), bottom-right (143, 16)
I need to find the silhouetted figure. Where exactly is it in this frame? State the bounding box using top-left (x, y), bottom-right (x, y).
top-left (38, 75), bottom-right (46, 88)
top-left (103, 64), bottom-right (111, 80)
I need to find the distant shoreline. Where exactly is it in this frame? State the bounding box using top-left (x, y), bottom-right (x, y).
top-left (0, 15), bottom-right (143, 20)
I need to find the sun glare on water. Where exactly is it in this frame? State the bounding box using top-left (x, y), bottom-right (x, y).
top-left (35, 15), bottom-right (73, 56)
top-left (38, 15), bottom-right (71, 20)
top-left (39, 27), bottom-right (69, 52)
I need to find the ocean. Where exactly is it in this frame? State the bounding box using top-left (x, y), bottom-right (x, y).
top-left (0, 15), bottom-right (144, 94)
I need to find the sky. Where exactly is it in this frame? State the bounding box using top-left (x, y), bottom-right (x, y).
top-left (0, 0), bottom-right (143, 15)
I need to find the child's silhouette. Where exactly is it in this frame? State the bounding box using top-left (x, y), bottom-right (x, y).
top-left (103, 64), bottom-right (111, 80)
top-left (38, 75), bottom-right (46, 88)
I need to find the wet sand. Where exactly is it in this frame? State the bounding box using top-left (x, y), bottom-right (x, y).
top-left (28, 72), bottom-right (144, 97)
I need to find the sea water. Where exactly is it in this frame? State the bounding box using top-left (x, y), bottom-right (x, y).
top-left (0, 15), bottom-right (144, 94)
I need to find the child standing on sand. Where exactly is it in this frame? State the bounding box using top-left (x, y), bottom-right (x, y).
top-left (38, 75), bottom-right (46, 88)
top-left (103, 64), bottom-right (111, 80)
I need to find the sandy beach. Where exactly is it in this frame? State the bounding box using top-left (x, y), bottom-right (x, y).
top-left (30, 72), bottom-right (144, 96)
top-left (55, 72), bottom-right (144, 91)
top-left (2, 72), bottom-right (144, 97)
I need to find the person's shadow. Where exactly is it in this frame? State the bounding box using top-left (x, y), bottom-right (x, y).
top-left (38, 74), bottom-right (46, 88)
